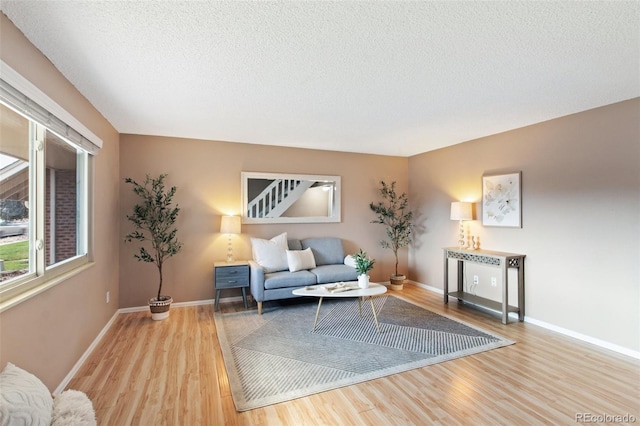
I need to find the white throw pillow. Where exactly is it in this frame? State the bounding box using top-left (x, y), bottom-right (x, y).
top-left (344, 255), bottom-right (356, 268)
top-left (0, 362), bottom-right (53, 426)
top-left (286, 248), bottom-right (316, 272)
top-left (51, 390), bottom-right (96, 426)
top-left (251, 232), bottom-right (289, 273)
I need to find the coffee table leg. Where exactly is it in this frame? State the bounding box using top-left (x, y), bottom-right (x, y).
top-left (369, 297), bottom-right (381, 333)
top-left (358, 297), bottom-right (362, 317)
top-left (312, 297), bottom-right (324, 331)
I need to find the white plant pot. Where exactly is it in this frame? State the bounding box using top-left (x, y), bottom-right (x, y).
top-left (151, 310), bottom-right (170, 321)
top-left (358, 274), bottom-right (370, 289)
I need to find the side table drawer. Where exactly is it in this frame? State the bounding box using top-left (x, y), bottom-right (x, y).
top-left (215, 265), bottom-right (249, 288)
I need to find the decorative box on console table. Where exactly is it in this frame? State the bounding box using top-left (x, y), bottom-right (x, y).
top-left (443, 247), bottom-right (525, 324)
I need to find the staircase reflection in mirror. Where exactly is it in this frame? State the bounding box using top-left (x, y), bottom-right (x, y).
top-left (241, 172), bottom-right (341, 224)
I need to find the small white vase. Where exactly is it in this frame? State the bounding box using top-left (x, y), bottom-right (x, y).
top-left (358, 274), bottom-right (370, 289)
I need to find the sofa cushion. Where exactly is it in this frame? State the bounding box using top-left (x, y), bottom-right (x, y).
top-left (301, 238), bottom-right (345, 266)
top-left (286, 248), bottom-right (316, 272)
top-left (251, 232), bottom-right (289, 273)
top-left (0, 362), bottom-right (53, 426)
top-left (312, 264), bottom-right (359, 284)
top-left (264, 270), bottom-right (317, 289)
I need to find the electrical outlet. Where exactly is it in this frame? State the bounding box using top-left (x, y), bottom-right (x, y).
top-left (106, 291), bottom-right (110, 304)
top-left (473, 275), bottom-right (479, 285)
top-left (491, 277), bottom-right (497, 287)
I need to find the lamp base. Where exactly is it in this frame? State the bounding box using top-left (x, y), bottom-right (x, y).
top-left (458, 220), bottom-right (466, 249)
top-left (226, 235), bottom-right (234, 263)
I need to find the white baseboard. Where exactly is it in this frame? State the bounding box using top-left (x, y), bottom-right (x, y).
top-left (408, 280), bottom-right (443, 294)
top-left (54, 309), bottom-right (120, 395)
top-left (408, 280), bottom-right (639, 360)
top-left (118, 298), bottom-right (217, 313)
top-left (523, 316), bottom-right (640, 360)
top-left (173, 298), bottom-right (216, 307)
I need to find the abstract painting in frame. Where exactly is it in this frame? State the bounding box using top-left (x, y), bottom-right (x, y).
top-left (482, 172), bottom-right (522, 228)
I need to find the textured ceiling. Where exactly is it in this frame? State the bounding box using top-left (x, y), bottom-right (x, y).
top-left (1, 1), bottom-right (638, 157)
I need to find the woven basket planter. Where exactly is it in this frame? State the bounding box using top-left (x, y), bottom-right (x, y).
top-left (389, 274), bottom-right (406, 290)
top-left (149, 296), bottom-right (173, 321)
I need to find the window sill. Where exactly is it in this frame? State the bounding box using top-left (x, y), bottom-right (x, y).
top-left (0, 262), bottom-right (95, 313)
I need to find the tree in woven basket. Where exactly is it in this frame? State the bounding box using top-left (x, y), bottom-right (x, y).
top-left (124, 174), bottom-right (182, 304)
top-left (369, 180), bottom-right (413, 285)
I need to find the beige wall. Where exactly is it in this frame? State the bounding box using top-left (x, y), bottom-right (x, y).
top-left (0, 14), bottom-right (121, 389)
top-left (408, 98), bottom-right (640, 352)
top-left (119, 135), bottom-right (408, 307)
top-left (2, 12), bottom-right (637, 395)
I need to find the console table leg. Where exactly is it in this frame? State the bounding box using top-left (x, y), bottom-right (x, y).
top-left (457, 260), bottom-right (464, 293)
top-left (443, 252), bottom-right (449, 304)
top-left (518, 263), bottom-right (525, 321)
top-left (501, 266), bottom-right (508, 324)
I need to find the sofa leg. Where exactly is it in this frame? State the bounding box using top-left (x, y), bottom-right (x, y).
top-left (257, 301), bottom-right (263, 315)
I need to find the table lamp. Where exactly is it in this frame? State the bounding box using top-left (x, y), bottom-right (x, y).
top-left (450, 202), bottom-right (472, 249)
top-left (220, 215), bottom-right (241, 262)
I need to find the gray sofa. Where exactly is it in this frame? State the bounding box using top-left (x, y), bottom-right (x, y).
top-left (249, 237), bottom-right (358, 314)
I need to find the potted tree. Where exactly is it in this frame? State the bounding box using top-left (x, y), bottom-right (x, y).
top-left (353, 249), bottom-right (375, 289)
top-left (124, 174), bottom-right (182, 320)
top-left (370, 180), bottom-right (413, 290)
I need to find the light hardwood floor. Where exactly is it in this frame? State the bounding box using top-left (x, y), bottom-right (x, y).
top-left (67, 285), bottom-right (639, 425)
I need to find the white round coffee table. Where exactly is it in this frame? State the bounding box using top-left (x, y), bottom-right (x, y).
top-left (292, 282), bottom-right (387, 332)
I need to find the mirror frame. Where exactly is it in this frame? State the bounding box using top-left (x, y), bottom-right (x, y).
top-left (241, 172), bottom-right (341, 224)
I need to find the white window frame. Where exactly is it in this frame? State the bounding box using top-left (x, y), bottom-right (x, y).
top-left (0, 61), bottom-right (100, 312)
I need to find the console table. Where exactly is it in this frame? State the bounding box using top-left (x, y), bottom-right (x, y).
top-left (443, 247), bottom-right (525, 324)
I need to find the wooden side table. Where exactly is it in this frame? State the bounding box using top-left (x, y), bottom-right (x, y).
top-left (214, 261), bottom-right (250, 311)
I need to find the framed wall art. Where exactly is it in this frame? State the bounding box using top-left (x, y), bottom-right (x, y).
top-left (482, 172), bottom-right (522, 228)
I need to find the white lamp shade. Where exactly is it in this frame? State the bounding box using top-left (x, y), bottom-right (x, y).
top-left (220, 215), bottom-right (241, 234)
top-left (450, 202), bottom-right (473, 221)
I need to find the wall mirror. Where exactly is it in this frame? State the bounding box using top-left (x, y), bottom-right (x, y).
top-left (241, 172), bottom-right (341, 224)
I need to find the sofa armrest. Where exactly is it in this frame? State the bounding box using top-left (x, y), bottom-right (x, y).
top-left (248, 260), bottom-right (265, 302)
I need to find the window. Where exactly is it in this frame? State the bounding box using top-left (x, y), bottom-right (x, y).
top-left (0, 103), bottom-right (30, 282)
top-left (44, 129), bottom-right (88, 267)
top-left (0, 61), bottom-right (101, 310)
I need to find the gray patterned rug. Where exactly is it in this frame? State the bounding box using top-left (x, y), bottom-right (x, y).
top-left (215, 295), bottom-right (514, 411)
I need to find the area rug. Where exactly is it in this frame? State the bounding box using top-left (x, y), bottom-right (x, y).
top-left (215, 295), bottom-right (514, 411)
